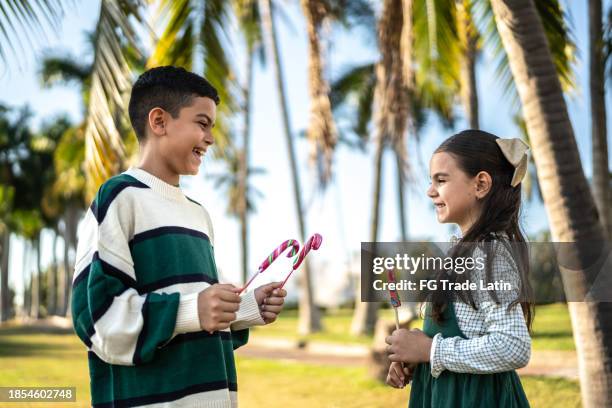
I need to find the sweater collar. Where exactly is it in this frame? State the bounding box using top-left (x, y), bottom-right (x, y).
top-left (125, 167), bottom-right (187, 202)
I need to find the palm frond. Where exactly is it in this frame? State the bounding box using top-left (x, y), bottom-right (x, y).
top-left (149, 0), bottom-right (238, 159)
top-left (474, 0), bottom-right (576, 105)
top-left (84, 0), bottom-right (146, 201)
top-left (412, 0), bottom-right (461, 114)
top-left (330, 62), bottom-right (375, 143)
top-left (201, 0), bottom-right (240, 157)
top-left (39, 54), bottom-right (92, 88)
top-left (0, 0), bottom-right (66, 63)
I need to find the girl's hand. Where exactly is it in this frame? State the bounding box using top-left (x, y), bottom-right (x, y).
top-left (385, 362), bottom-right (415, 388)
top-left (385, 328), bottom-right (433, 364)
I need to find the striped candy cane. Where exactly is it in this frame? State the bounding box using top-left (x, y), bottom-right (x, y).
top-left (240, 239), bottom-right (300, 293)
top-left (280, 233), bottom-right (323, 289)
top-left (387, 269), bottom-right (402, 330)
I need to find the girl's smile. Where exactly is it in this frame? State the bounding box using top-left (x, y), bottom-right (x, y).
top-left (427, 152), bottom-right (488, 234)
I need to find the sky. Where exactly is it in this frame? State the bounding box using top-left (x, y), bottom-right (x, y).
top-left (1, 0), bottom-right (610, 306)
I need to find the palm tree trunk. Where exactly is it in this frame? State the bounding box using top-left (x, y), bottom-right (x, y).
top-left (240, 46), bottom-right (254, 285)
top-left (61, 202), bottom-right (79, 317)
top-left (351, 134), bottom-right (385, 335)
top-left (589, 0), bottom-right (610, 239)
top-left (50, 230), bottom-right (59, 315)
top-left (22, 239), bottom-right (30, 318)
top-left (491, 1), bottom-right (612, 406)
top-left (68, 203), bottom-right (79, 317)
top-left (58, 219), bottom-right (68, 317)
top-left (30, 236), bottom-right (41, 319)
top-left (260, 0), bottom-right (321, 334)
top-left (301, 0), bottom-right (337, 185)
top-left (396, 152), bottom-right (408, 241)
top-left (0, 230), bottom-right (10, 322)
top-left (352, 0), bottom-right (409, 335)
top-left (62, 228), bottom-right (70, 316)
top-left (457, 0), bottom-right (479, 129)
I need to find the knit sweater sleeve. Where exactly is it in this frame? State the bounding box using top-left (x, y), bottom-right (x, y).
top-left (71, 183), bottom-right (200, 366)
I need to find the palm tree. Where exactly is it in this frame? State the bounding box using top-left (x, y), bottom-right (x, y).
top-left (490, 0), bottom-right (612, 405)
top-left (39, 42), bottom-right (100, 316)
top-left (54, 126), bottom-right (86, 316)
top-left (232, 0), bottom-right (266, 284)
top-left (0, 105), bottom-right (37, 321)
top-left (349, 0), bottom-right (411, 335)
top-left (589, 0), bottom-right (610, 239)
top-left (300, 0), bottom-right (338, 187)
top-left (37, 116), bottom-right (74, 315)
top-left (259, 0), bottom-right (322, 333)
top-left (456, 0), bottom-right (479, 128)
top-left (0, 184), bottom-right (13, 322)
top-left (338, 0), bottom-right (458, 335)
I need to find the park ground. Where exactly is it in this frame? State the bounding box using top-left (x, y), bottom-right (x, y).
top-left (0, 303), bottom-right (581, 407)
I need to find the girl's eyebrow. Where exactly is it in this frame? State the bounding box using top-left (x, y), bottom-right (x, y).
top-left (432, 172), bottom-right (449, 179)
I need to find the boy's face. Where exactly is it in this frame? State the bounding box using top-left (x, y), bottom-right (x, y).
top-left (156, 96), bottom-right (217, 177)
top-left (427, 152), bottom-right (480, 229)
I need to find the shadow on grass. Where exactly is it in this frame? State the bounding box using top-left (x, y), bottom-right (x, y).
top-left (0, 325), bottom-right (74, 335)
top-left (0, 338), bottom-right (68, 357)
top-left (531, 331), bottom-right (572, 340)
top-left (0, 324), bottom-right (79, 358)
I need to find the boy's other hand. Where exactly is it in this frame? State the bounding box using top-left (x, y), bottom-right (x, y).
top-left (254, 282), bottom-right (287, 324)
top-left (198, 284), bottom-right (241, 333)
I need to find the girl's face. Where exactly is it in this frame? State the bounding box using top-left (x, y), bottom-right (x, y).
top-left (427, 152), bottom-right (484, 234)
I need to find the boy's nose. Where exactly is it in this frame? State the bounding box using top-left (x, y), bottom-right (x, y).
top-left (426, 184), bottom-right (437, 198)
top-left (203, 132), bottom-right (214, 146)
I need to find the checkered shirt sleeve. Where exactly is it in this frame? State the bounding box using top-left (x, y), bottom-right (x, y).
top-left (429, 240), bottom-right (531, 378)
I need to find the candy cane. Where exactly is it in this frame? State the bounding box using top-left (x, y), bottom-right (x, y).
top-left (387, 269), bottom-right (401, 330)
top-left (279, 233), bottom-right (323, 289)
top-left (387, 269), bottom-right (406, 373)
top-left (240, 239), bottom-right (300, 294)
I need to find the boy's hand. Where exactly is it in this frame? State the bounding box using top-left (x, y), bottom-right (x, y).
top-left (198, 284), bottom-right (241, 333)
top-left (254, 282), bottom-right (287, 324)
top-left (385, 361), bottom-right (415, 388)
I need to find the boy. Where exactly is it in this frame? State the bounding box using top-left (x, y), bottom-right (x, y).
top-left (71, 66), bottom-right (287, 407)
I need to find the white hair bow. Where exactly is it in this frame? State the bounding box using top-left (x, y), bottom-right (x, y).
top-left (495, 138), bottom-right (530, 187)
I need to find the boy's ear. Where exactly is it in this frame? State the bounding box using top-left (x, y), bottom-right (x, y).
top-left (475, 171), bottom-right (492, 199)
top-left (148, 107), bottom-right (167, 137)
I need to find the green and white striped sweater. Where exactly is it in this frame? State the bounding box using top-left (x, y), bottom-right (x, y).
top-left (71, 167), bottom-right (263, 408)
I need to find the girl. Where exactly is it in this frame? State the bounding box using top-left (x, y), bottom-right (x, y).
top-left (385, 130), bottom-right (534, 407)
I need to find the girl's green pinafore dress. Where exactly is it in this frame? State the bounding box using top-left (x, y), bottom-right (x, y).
top-left (408, 303), bottom-right (530, 407)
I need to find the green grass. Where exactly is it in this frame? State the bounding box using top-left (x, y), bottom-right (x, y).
top-left (530, 303), bottom-right (575, 350)
top-left (252, 303), bottom-right (575, 351)
top-left (0, 326), bottom-right (581, 407)
top-left (237, 358), bottom-right (581, 408)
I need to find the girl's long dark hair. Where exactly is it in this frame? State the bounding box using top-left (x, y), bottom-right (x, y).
top-left (429, 130), bottom-right (534, 331)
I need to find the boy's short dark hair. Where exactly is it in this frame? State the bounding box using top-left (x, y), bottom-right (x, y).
top-left (128, 66), bottom-right (220, 141)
